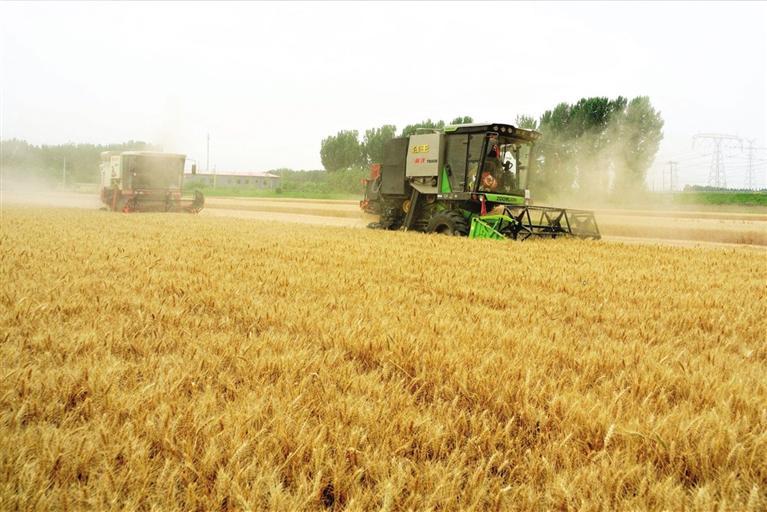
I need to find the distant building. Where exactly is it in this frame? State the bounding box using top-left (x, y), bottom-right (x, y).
top-left (185, 171), bottom-right (281, 189)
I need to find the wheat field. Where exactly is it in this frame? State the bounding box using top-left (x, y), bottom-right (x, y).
top-left (1, 207), bottom-right (765, 511)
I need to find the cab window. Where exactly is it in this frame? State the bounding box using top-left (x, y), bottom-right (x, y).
top-left (444, 134), bottom-right (468, 192)
top-left (465, 134), bottom-right (486, 192)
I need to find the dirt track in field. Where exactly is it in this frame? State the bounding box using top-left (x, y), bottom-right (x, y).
top-left (3, 191), bottom-right (765, 249)
top-left (203, 197), bottom-right (767, 249)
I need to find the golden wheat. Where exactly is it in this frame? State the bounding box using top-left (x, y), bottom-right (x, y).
top-left (1, 207), bottom-right (765, 511)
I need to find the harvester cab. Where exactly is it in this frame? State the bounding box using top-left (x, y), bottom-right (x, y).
top-left (99, 151), bottom-right (205, 213)
top-left (361, 122), bottom-right (600, 240)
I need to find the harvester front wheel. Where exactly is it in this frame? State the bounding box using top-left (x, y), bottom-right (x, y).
top-left (426, 210), bottom-right (469, 236)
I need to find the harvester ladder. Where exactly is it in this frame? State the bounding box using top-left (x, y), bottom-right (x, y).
top-left (402, 188), bottom-right (421, 231)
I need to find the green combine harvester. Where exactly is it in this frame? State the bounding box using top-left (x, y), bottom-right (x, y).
top-left (360, 122), bottom-right (600, 240)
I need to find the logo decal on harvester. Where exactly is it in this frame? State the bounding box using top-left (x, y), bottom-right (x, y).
top-left (412, 144), bottom-right (429, 153)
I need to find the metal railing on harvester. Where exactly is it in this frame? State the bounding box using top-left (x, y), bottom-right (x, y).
top-left (469, 205), bottom-right (600, 241)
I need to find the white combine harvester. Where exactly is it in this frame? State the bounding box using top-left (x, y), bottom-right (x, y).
top-left (99, 151), bottom-right (204, 213)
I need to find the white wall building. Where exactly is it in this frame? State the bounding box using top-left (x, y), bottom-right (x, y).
top-left (185, 171), bottom-right (281, 189)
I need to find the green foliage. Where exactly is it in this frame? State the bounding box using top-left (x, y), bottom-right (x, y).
top-left (514, 115), bottom-right (538, 130)
top-left (362, 125), bottom-right (397, 164)
top-left (401, 119), bottom-right (445, 137)
top-left (399, 117), bottom-right (473, 137)
top-left (1, 139), bottom-right (160, 184)
top-left (320, 116), bottom-right (474, 168)
top-left (277, 167), bottom-right (366, 196)
top-left (672, 191), bottom-right (767, 207)
top-left (532, 96), bottom-right (663, 198)
top-left (449, 116), bottom-right (474, 125)
top-left (320, 130), bottom-right (364, 172)
top-left (184, 167), bottom-right (367, 199)
top-left (684, 185), bottom-right (767, 192)
top-left (615, 97), bottom-right (664, 191)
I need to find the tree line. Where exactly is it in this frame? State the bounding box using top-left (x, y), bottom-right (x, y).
top-left (519, 96), bottom-right (664, 197)
top-left (1, 139), bottom-right (160, 184)
top-left (319, 116), bottom-right (474, 172)
top-left (320, 97), bottom-right (664, 197)
top-left (4, 96), bottom-right (663, 199)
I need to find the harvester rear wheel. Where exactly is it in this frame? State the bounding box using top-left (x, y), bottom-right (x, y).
top-left (377, 199), bottom-right (404, 230)
top-left (426, 210), bottom-right (469, 236)
top-left (121, 197), bottom-right (137, 213)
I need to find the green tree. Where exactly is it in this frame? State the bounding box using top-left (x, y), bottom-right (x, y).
top-left (320, 130), bottom-right (364, 172)
top-left (1, 139), bottom-right (159, 184)
top-left (534, 102), bottom-right (575, 195)
top-left (449, 116), bottom-right (474, 125)
top-left (401, 116), bottom-right (474, 136)
top-left (514, 115), bottom-right (538, 130)
top-left (614, 96), bottom-right (664, 191)
top-left (362, 125), bottom-right (397, 164)
top-left (400, 119), bottom-right (445, 137)
top-left (532, 96), bottom-right (662, 198)
top-left (568, 96), bottom-right (627, 192)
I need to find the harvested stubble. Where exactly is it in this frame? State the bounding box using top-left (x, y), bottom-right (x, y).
top-left (1, 207), bottom-right (765, 511)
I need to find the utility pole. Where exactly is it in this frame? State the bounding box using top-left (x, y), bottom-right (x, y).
top-left (745, 139), bottom-right (755, 190)
top-left (206, 133), bottom-right (210, 172)
top-left (693, 133), bottom-right (743, 189)
top-left (743, 140), bottom-right (767, 190)
top-left (663, 161), bottom-right (677, 192)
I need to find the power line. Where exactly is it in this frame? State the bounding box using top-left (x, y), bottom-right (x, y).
top-left (660, 150), bottom-right (709, 161)
top-left (744, 140), bottom-right (767, 190)
top-left (206, 133), bottom-right (210, 172)
top-left (673, 153), bottom-right (713, 163)
top-left (693, 133), bottom-right (743, 188)
top-left (724, 162), bottom-right (767, 171)
top-left (662, 161), bottom-right (678, 192)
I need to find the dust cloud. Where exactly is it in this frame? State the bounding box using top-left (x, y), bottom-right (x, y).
top-left (1, 178), bottom-right (101, 210)
top-left (530, 107), bottom-right (666, 213)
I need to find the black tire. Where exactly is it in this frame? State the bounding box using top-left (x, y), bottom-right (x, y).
top-left (378, 198), bottom-right (404, 230)
top-left (426, 210), bottom-right (469, 236)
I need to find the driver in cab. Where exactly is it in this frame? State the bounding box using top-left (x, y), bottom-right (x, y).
top-left (481, 139), bottom-right (517, 193)
top-left (480, 139), bottom-right (502, 192)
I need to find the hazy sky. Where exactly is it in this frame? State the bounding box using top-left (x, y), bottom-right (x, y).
top-left (1, 1), bottom-right (765, 188)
